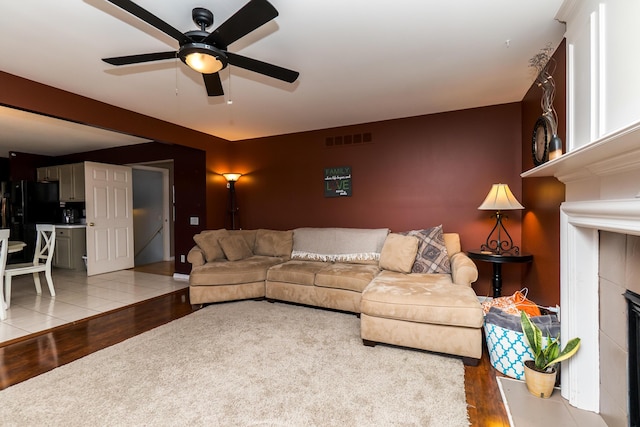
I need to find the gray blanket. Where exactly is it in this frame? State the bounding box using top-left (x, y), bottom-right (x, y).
top-left (485, 307), bottom-right (560, 338)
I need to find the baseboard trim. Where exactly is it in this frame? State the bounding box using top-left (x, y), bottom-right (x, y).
top-left (173, 273), bottom-right (189, 281)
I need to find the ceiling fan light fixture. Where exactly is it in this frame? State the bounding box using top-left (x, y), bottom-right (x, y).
top-left (179, 43), bottom-right (227, 74)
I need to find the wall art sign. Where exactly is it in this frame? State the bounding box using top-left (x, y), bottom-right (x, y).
top-left (324, 166), bottom-right (352, 197)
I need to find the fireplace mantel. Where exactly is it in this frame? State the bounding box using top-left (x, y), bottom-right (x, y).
top-left (522, 119), bottom-right (640, 186)
top-left (530, 117), bottom-right (640, 413)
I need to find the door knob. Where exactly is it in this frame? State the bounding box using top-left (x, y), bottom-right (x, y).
top-left (89, 222), bottom-right (95, 226)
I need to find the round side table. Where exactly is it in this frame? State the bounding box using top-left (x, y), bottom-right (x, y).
top-left (467, 250), bottom-right (533, 298)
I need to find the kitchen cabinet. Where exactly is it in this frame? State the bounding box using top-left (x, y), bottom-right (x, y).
top-left (59, 163), bottom-right (85, 202)
top-left (36, 166), bottom-right (60, 182)
top-left (37, 162), bottom-right (85, 202)
top-left (54, 225), bottom-right (86, 270)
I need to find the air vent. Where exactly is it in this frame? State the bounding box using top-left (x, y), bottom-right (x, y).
top-left (325, 132), bottom-right (372, 148)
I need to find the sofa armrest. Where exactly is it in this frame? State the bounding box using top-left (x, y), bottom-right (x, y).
top-left (450, 252), bottom-right (478, 287)
top-left (187, 245), bottom-right (206, 267)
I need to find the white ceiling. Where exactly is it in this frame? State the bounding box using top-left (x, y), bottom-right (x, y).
top-left (0, 0), bottom-right (565, 156)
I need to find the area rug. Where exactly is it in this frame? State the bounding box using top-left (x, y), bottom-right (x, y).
top-left (0, 300), bottom-right (469, 426)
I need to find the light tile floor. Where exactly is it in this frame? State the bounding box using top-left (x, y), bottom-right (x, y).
top-left (498, 376), bottom-right (607, 426)
top-left (1, 268), bottom-right (189, 344)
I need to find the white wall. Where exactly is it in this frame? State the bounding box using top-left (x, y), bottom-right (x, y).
top-left (560, 0), bottom-right (640, 150)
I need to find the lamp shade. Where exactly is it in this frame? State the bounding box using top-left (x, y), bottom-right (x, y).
top-left (478, 184), bottom-right (524, 211)
top-left (222, 173), bottom-right (242, 182)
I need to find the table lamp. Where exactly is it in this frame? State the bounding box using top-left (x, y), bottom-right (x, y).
top-left (478, 183), bottom-right (524, 255)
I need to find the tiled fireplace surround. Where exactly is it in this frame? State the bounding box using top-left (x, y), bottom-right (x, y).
top-left (599, 231), bottom-right (640, 426)
top-left (525, 121), bottom-right (640, 426)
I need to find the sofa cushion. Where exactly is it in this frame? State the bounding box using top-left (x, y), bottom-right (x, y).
top-left (228, 229), bottom-right (258, 252)
top-left (193, 229), bottom-right (229, 262)
top-left (361, 270), bottom-right (484, 328)
top-left (402, 225), bottom-right (451, 274)
top-left (267, 260), bottom-right (328, 286)
top-left (291, 227), bottom-right (389, 263)
top-left (254, 229), bottom-right (294, 258)
top-left (379, 233), bottom-right (419, 273)
top-left (189, 256), bottom-right (284, 286)
top-left (218, 235), bottom-right (253, 261)
top-left (314, 263), bottom-right (380, 292)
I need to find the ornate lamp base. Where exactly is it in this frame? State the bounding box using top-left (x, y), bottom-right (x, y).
top-left (481, 211), bottom-right (520, 255)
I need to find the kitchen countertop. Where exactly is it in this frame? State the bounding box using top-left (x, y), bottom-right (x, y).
top-left (54, 224), bottom-right (87, 229)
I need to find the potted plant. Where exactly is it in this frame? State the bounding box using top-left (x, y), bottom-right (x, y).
top-left (520, 310), bottom-right (581, 398)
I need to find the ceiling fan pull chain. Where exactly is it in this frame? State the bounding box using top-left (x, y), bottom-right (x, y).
top-left (227, 67), bottom-right (233, 105)
top-left (175, 60), bottom-right (179, 97)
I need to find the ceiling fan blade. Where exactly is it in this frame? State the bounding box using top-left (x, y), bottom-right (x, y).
top-left (204, 0), bottom-right (278, 48)
top-left (203, 73), bottom-right (224, 96)
top-left (227, 52), bottom-right (299, 83)
top-left (106, 0), bottom-right (190, 45)
top-left (103, 51), bottom-right (177, 66)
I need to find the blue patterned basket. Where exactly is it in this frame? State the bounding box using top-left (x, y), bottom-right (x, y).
top-left (484, 321), bottom-right (547, 380)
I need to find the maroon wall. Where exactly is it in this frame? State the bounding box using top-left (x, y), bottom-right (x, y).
top-left (230, 103), bottom-right (524, 298)
top-left (5, 151), bottom-right (53, 181)
top-left (0, 72), bottom-right (228, 151)
top-left (520, 40), bottom-right (566, 307)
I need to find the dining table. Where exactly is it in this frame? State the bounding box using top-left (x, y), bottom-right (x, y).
top-left (8, 241), bottom-right (26, 254)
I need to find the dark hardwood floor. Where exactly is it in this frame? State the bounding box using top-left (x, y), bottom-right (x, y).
top-left (0, 261), bottom-right (509, 426)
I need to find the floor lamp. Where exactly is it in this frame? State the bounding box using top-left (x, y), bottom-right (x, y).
top-left (223, 173), bottom-right (242, 230)
top-left (478, 183), bottom-right (524, 255)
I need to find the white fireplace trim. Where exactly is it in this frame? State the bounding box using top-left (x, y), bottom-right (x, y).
top-left (561, 198), bottom-right (640, 411)
top-left (563, 199), bottom-right (640, 235)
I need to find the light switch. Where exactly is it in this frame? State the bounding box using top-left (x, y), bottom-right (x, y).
top-left (189, 216), bottom-right (199, 225)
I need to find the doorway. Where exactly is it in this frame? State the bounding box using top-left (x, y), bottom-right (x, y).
top-left (131, 162), bottom-right (173, 266)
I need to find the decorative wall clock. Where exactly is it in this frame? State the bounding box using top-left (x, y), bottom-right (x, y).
top-left (532, 115), bottom-right (551, 166)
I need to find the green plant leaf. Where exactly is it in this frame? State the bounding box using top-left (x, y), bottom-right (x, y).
top-left (543, 338), bottom-right (581, 369)
top-left (544, 339), bottom-right (559, 363)
top-left (520, 311), bottom-right (541, 355)
top-left (520, 310), bottom-right (581, 371)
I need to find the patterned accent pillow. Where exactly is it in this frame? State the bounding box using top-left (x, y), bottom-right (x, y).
top-left (402, 225), bottom-right (451, 274)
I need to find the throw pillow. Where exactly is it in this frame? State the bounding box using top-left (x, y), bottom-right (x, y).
top-left (379, 233), bottom-right (419, 273)
top-left (218, 235), bottom-right (253, 261)
top-left (254, 229), bottom-right (294, 257)
top-left (193, 229), bottom-right (229, 262)
top-left (402, 225), bottom-right (451, 274)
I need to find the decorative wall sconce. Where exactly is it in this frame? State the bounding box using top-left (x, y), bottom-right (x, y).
top-left (223, 173), bottom-right (242, 230)
top-left (478, 183), bottom-right (524, 255)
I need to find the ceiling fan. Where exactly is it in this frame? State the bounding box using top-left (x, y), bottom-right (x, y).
top-left (102, 0), bottom-right (299, 96)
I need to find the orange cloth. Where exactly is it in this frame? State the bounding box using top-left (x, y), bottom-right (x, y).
top-left (481, 289), bottom-right (541, 317)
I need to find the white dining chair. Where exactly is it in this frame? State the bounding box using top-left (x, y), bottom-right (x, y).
top-left (3, 224), bottom-right (56, 308)
top-left (0, 229), bottom-right (10, 320)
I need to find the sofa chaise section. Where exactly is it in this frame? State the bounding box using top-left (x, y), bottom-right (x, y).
top-left (359, 231), bottom-right (484, 364)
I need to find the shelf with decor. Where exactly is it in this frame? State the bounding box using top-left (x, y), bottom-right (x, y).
top-left (522, 119), bottom-right (640, 184)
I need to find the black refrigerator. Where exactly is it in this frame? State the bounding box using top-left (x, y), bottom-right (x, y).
top-left (8, 180), bottom-right (60, 262)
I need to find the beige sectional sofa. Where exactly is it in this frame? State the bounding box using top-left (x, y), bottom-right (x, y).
top-left (188, 226), bottom-right (484, 365)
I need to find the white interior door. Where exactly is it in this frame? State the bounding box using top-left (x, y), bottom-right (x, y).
top-left (84, 161), bottom-right (134, 276)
